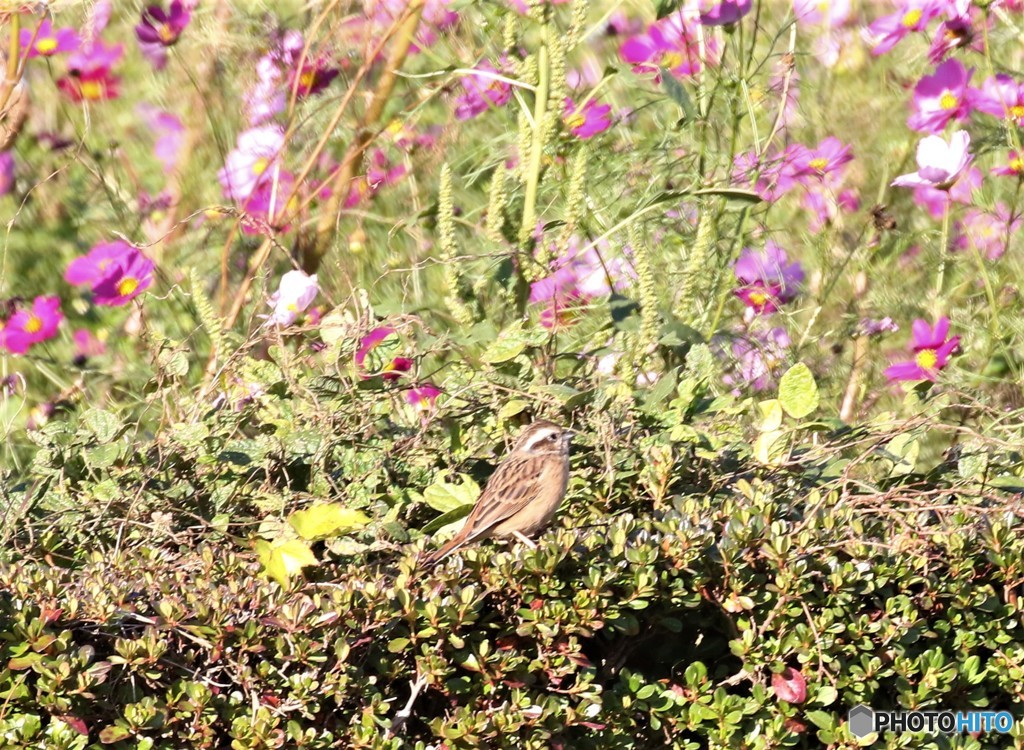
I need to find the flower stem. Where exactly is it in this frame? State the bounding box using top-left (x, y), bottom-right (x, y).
top-left (519, 26), bottom-right (550, 248)
top-left (932, 200), bottom-right (951, 318)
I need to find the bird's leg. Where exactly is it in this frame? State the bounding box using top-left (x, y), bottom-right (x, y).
top-left (512, 531), bottom-right (538, 549)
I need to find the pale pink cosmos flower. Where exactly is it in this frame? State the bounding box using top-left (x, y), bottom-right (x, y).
top-left (793, 0), bottom-right (851, 26)
top-left (892, 130), bottom-right (972, 190)
top-left (218, 125), bottom-right (285, 202)
top-left (266, 270), bottom-right (318, 326)
top-left (954, 203), bottom-right (1020, 260)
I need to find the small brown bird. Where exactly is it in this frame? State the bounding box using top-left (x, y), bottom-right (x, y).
top-left (423, 420), bottom-right (573, 566)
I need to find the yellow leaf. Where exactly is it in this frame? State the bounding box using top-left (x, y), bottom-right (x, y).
top-left (288, 503), bottom-right (371, 541)
top-left (255, 539), bottom-right (319, 586)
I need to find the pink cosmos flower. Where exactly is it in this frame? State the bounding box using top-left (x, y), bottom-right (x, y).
top-left (793, 0), bottom-right (851, 26)
top-left (137, 105), bottom-right (184, 173)
top-left (620, 11), bottom-right (714, 80)
top-left (136, 1), bottom-right (191, 69)
top-left (908, 59), bottom-right (973, 134)
top-left (344, 149), bottom-right (405, 208)
top-left (91, 249), bottom-right (156, 306)
top-left (454, 61), bottom-right (512, 120)
top-left (530, 238), bottom-right (635, 329)
top-left (65, 241), bottom-right (136, 287)
top-left (732, 146), bottom-right (801, 202)
top-left (57, 39), bottom-right (124, 102)
top-left (720, 326), bottom-right (791, 392)
top-left (911, 165), bottom-right (980, 218)
top-left (892, 130), bottom-right (972, 190)
top-left (243, 170), bottom-right (298, 234)
top-left (367, 0), bottom-right (458, 51)
top-left (266, 270), bottom-right (318, 326)
top-left (406, 384), bottom-right (441, 411)
top-left (790, 137), bottom-right (853, 184)
top-left (19, 18), bottom-right (80, 57)
top-left (72, 329), bottom-right (106, 364)
top-left (865, 0), bottom-right (943, 55)
top-left (698, 0), bottom-right (753, 25)
top-left (1, 296), bottom-right (63, 355)
top-left (970, 74), bottom-right (1024, 127)
top-left (563, 98), bottom-right (613, 139)
top-left (509, 0), bottom-right (571, 12)
top-left (954, 203), bottom-right (1020, 260)
top-left (218, 125), bottom-right (285, 202)
top-left (991, 150), bottom-right (1024, 178)
top-left (355, 327), bottom-right (413, 380)
top-left (802, 185), bottom-right (860, 232)
top-left (884, 317), bottom-right (959, 381)
top-left (0, 151), bottom-right (13, 196)
top-left (927, 0), bottom-right (980, 63)
top-left (733, 242), bottom-right (805, 314)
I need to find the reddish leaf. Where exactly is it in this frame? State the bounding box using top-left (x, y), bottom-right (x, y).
top-left (772, 667), bottom-right (807, 704)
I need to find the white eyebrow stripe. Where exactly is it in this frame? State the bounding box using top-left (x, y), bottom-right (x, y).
top-left (522, 428), bottom-right (558, 451)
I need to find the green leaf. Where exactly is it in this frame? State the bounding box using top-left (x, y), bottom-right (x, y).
top-left (81, 409), bottom-right (120, 444)
top-left (883, 433), bottom-right (919, 476)
top-left (757, 399), bottom-right (784, 432)
top-left (778, 363), bottom-right (819, 419)
top-left (288, 503), bottom-right (371, 541)
top-left (422, 475), bottom-right (480, 513)
top-left (99, 725), bottom-right (132, 744)
top-left (420, 504), bottom-right (474, 535)
top-left (481, 324), bottom-right (528, 363)
top-left (255, 539), bottom-right (319, 586)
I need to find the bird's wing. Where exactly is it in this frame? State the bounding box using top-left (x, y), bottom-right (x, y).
top-left (422, 453), bottom-right (547, 566)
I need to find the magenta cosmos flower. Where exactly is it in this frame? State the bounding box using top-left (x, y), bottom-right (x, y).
top-left (454, 61), bottom-right (512, 120)
top-left (620, 12), bottom-right (714, 80)
top-left (0, 296), bottom-right (63, 355)
top-left (20, 18), bottom-right (80, 57)
top-left (57, 39), bottom-right (124, 102)
top-left (136, 1), bottom-right (191, 69)
top-left (355, 327), bottom-right (413, 380)
top-left (530, 238), bottom-right (634, 329)
top-left (406, 384), bottom-right (441, 412)
top-left (892, 130), bottom-right (972, 190)
top-left (866, 0), bottom-right (943, 55)
top-left (137, 105), bottom-right (184, 173)
top-left (65, 241), bottom-right (135, 287)
top-left (218, 125), bottom-right (285, 202)
top-left (884, 318), bottom-right (959, 381)
top-left (732, 146), bottom-right (803, 202)
top-left (992, 150), bottom-right (1024, 178)
top-left (0, 151), bottom-right (13, 196)
top-left (698, 0), bottom-right (753, 26)
top-left (563, 98), bottom-right (613, 139)
top-left (91, 249), bottom-right (156, 307)
top-left (733, 243), bottom-right (805, 314)
top-left (971, 74), bottom-right (1024, 127)
top-left (908, 59), bottom-right (973, 134)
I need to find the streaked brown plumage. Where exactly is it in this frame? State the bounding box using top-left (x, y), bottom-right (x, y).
top-left (422, 420), bottom-right (572, 566)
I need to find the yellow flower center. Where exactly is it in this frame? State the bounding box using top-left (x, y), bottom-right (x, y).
top-left (748, 290), bottom-right (769, 307)
top-left (808, 157), bottom-right (828, 172)
top-left (252, 157), bottom-right (269, 176)
top-left (661, 51), bottom-right (684, 70)
top-left (37, 37), bottom-right (58, 54)
top-left (24, 315), bottom-right (43, 334)
top-left (564, 112), bottom-right (586, 130)
top-left (1010, 157), bottom-right (1023, 172)
top-left (299, 70), bottom-right (316, 89)
top-left (158, 24), bottom-right (176, 43)
top-left (80, 80), bottom-right (105, 100)
top-left (939, 92), bottom-right (959, 110)
top-left (1010, 105), bottom-right (1024, 119)
top-left (915, 349), bottom-right (938, 370)
top-left (901, 8), bottom-right (922, 27)
top-left (117, 277), bottom-right (139, 297)
top-left (817, 0), bottom-right (829, 11)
